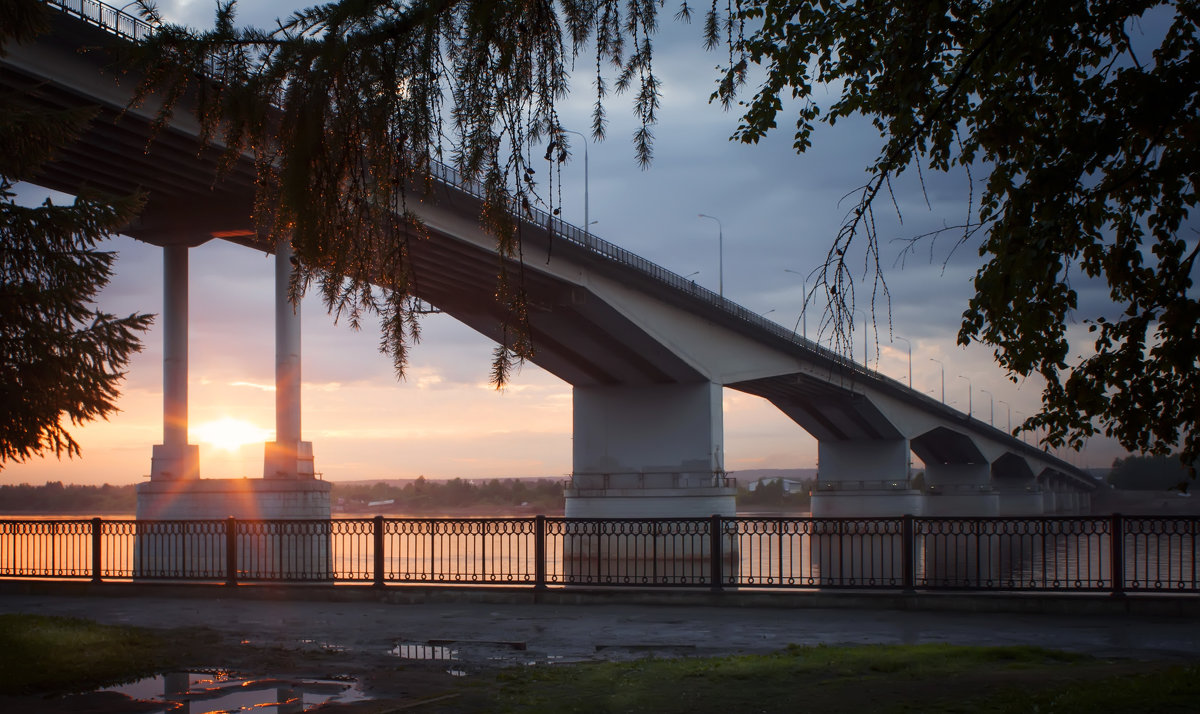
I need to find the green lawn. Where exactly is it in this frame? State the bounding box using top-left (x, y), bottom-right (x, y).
top-left (485, 643), bottom-right (1200, 714)
top-left (0, 613), bottom-right (175, 695)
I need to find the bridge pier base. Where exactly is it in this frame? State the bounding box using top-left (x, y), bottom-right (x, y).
top-left (564, 381), bottom-right (735, 583)
top-left (810, 439), bottom-right (917, 517)
top-left (997, 489), bottom-right (1046, 516)
top-left (808, 439), bottom-right (916, 585)
top-left (135, 479), bottom-right (332, 580)
top-left (566, 381), bottom-right (732, 518)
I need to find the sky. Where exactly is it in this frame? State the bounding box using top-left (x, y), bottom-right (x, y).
top-left (6, 0), bottom-right (1137, 486)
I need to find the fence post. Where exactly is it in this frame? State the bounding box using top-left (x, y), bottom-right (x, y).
top-left (534, 515), bottom-right (546, 590)
top-left (91, 517), bottom-right (103, 583)
top-left (1109, 512), bottom-right (1125, 597)
top-left (373, 516), bottom-right (385, 588)
top-left (902, 514), bottom-right (915, 593)
top-left (225, 517), bottom-right (238, 587)
top-left (710, 514), bottom-right (723, 592)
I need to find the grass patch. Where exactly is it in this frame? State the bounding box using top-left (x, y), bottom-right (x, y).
top-left (485, 643), bottom-right (1197, 714)
top-left (0, 614), bottom-right (174, 695)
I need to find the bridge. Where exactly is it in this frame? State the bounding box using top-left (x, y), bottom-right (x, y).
top-left (3, 0), bottom-right (1095, 525)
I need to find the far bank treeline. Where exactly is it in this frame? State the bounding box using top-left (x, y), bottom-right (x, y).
top-left (0, 476), bottom-right (806, 515)
top-left (0, 475), bottom-right (806, 513)
top-left (0, 478), bottom-right (566, 515)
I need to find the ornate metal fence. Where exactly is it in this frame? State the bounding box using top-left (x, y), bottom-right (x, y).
top-left (0, 514), bottom-right (1195, 594)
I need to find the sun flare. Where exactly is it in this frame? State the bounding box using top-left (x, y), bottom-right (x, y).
top-left (195, 417), bottom-right (272, 452)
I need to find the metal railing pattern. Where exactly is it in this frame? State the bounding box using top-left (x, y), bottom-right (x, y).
top-left (1, 515), bottom-right (1195, 595)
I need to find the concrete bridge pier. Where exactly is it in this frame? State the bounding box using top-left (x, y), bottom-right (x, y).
top-left (563, 381), bottom-right (736, 583)
top-left (810, 439), bottom-right (920, 517)
top-left (1042, 488), bottom-right (1058, 514)
top-left (136, 236), bottom-right (329, 580)
top-left (809, 439), bottom-right (917, 586)
top-left (993, 454), bottom-right (1045, 517)
top-left (565, 381), bottom-right (733, 518)
top-left (914, 430), bottom-right (1001, 586)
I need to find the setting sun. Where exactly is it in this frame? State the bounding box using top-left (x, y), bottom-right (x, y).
top-left (194, 417), bottom-right (272, 452)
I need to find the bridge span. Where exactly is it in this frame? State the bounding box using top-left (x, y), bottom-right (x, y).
top-left (3, 0), bottom-right (1095, 522)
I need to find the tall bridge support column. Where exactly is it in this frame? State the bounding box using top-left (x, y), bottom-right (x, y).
top-left (811, 439), bottom-right (920, 517)
top-left (921, 461), bottom-right (1001, 586)
top-left (138, 238), bottom-right (329, 581)
top-left (810, 438), bottom-right (916, 587)
top-left (567, 381), bottom-right (732, 517)
top-left (923, 463), bottom-right (998, 516)
top-left (564, 381), bottom-right (735, 583)
top-left (263, 239), bottom-right (315, 479)
top-left (149, 242), bottom-right (199, 481)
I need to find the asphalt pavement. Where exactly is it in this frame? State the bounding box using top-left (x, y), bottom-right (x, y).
top-left (2, 590), bottom-right (1197, 667)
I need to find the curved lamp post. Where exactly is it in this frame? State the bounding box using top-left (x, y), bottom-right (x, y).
top-left (561, 129), bottom-right (589, 233)
top-left (894, 335), bottom-right (912, 388)
top-left (929, 358), bottom-right (944, 403)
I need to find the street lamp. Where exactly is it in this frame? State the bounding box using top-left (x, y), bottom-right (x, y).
top-left (784, 268), bottom-right (807, 340)
top-left (929, 358), bottom-right (944, 402)
top-left (979, 388), bottom-right (994, 426)
top-left (958, 375), bottom-right (973, 416)
top-left (998, 400), bottom-right (1012, 434)
top-left (561, 129), bottom-right (589, 233)
top-left (684, 271), bottom-right (700, 280)
top-left (894, 335), bottom-right (912, 388)
top-left (697, 214), bottom-right (723, 297)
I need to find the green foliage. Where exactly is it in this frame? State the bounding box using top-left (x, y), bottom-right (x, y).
top-left (0, 0), bottom-right (153, 467)
top-left (0, 481), bottom-right (137, 513)
top-left (736, 478), bottom-right (811, 510)
top-left (719, 1), bottom-right (1200, 473)
top-left (0, 614), bottom-right (169, 694)
top-left (1108, 453), bottom-right (1195, 491)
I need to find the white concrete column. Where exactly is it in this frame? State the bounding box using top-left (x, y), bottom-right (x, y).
top-left (163, 243), bottom-right (188, 447)
top-left (566, 381), bottom-right (733, 517)
top-left (150, 243), bottom-right (199, 480)
top-left (275, 240), bottom-right (302, 445)
top-left (924, 462), bottom-right (998, 516)
top-left (264, 239), bottom-right (314, 479)
top-left (811, 439), bottom-right (920, 517)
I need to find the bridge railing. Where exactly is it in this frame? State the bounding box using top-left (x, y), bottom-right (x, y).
top-left (45, 0), bottom-right (155, 41)
top-left (1, 514), bottom-right (1195, 594)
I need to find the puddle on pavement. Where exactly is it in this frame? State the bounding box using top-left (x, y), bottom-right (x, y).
top-left (102, 671), bottom-right (367, 713)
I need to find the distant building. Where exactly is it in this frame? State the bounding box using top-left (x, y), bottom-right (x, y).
top-left (747, 477), bottom-right (811, 494)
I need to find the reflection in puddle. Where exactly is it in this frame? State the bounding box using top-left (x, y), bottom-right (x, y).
top-left (103, 671), bottom-right (366, 713)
